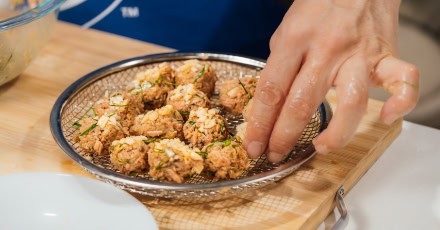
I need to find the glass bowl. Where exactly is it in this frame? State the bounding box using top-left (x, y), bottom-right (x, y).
top-left (0, 0), bottom-right (66, 86)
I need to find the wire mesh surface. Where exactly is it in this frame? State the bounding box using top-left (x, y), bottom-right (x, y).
top-left (53, 53), bottom-right (330, 198)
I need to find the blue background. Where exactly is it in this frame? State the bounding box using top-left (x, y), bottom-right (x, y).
top-left (59, 0), bottom-right (289, 59)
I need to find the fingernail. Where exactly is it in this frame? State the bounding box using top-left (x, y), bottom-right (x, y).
top-left (314, 144), bottom-right (329, 154)
top-left (247, 141), bottom-right (264, 158)
top-left (267, 152), bottom-right (286, 163)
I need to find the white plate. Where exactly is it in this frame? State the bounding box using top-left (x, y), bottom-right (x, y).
top-left (0, 173), bottom-right (158, 230)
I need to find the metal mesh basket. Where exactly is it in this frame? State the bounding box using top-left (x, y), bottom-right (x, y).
top-left (50, 52), bottom-right (332, 199)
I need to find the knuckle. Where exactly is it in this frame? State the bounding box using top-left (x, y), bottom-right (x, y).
top-left (341, 94), bottom-right (367, 112)
top-left (287, 98), bottom-right (315, 123)
top-left (254, 81), bottom-right (284, 107)
top-left (248, 117), bottom-right (273, 133)
top-left (276, 24), bottom-right (308, 45)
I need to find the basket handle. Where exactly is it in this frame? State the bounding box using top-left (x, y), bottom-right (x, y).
top-left (330, 186), bottom-right (349, 230)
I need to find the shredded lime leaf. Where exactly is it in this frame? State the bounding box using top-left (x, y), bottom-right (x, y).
top-left (72, 122), bottom-right (81, 128)
top-left (163, 81), bottom-right (176, 86)
top-left (195, 94), bottom-right (205, 101)
top-left (143, 138), bottom-right (157, 144)
top-left (155, 161), bottom-right (165, 169)
top-left (80, 123), bottom-right (97, 136)
top-left (153, 75), bottom-right (163, 86)
top-left (193, 66), bottom-right (206, 83)
top-left (238, 79), bottom-right (251, 100)
top-left (109, 104), bottom-right (129, 107)
top-left (197, 151), bottom-right (208, 158)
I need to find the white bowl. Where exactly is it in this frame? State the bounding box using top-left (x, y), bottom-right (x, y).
top-left (0, 173), bottom-right (158, 230)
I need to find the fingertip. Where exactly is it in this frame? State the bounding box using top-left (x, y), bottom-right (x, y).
top-left (313, 139), bottom-right (329, 155)
top-left (267, 151), bottom-right (287, 163)
top-left (381, 114), bottom-right (397, 125)
top-left (246, 141), bottom-right (265, 159)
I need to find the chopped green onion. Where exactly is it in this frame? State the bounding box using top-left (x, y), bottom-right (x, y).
top-left (153, 148), bottom-right (165, 153)
top-left (189, 121), bottom-right (196, 125)
top-left (80, 123), bottom-right (97, 136)
top-left (153, 74), bottom-right (163, 86)
top-left (155, 161), bottom-right (165, 169)
top-left (119, 159), bottom-right (130, 164)
top-left (195, 94), bottom-right (205, 102)
top-left (143, 138), bottom-right (157, 144)
top-left (180, 111), bottom-right (189, 115)
top-left (129, 88), bottom-right (141, 94)
top-left (163, 81), bottom-right (176, 86)
top-left (193, 66), bottom-right (206, 83)
top-left (78, 107), bottom-right (96, 121)
top-left (238, 79), bottom-right (251, 100)
top-left (109, 104), bottom-right (129, 107)
top-left (72, 122), bottom-right (81, 128)
top-left (215, 139), bottom-right (232, 147)
top-left (197, 151), bottom-right (208, 158)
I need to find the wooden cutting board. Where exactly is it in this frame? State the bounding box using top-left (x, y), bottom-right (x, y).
top-left (0, 22), bottom-right (401, 230)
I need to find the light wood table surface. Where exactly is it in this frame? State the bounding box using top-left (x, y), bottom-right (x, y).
top-left (0, 22), bottom-right (402, 230)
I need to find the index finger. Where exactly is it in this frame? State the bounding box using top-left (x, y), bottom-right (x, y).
top-left (244, 49), bottom-right (304, 158)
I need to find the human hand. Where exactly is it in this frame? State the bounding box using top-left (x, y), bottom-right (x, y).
top-left (244, 0), bottom-right (419, 162)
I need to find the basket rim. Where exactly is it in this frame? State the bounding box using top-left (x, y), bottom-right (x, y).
top-left (49, 52), bottom-right (332, 192)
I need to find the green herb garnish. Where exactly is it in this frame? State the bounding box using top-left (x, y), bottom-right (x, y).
top-left (204, 170), bottom-right (216, 177)
top-left (177, 119), bottom-right (184, 123)
top-left (163, 81), bottom-right (176, 86)
top-left (180, 111), bottom-right (189, 115)
top-left (238, 79), bottom-right (251, 100)
top-left (72, 122), bottom-right (81, 128)
top-left (153, 75), bottom-right (163, 86)
top-left (189, 121), bottom-right (196, 125)
top-left (215, 139), bottom-right (232, 147)
top-left (193, 66), bottom-right (206, 83)
top-left (80, 123), bottom-right (97, 136)
top-left (195, 94), bottom-right (205, 102)
top-left (119, 159), bottom-right (130, 164)
top-left (129, 88), bottom-right (141, 94)
top-left (197, 151), bottom-right (208, 158)
top-left (155, 161), bottom-right (165, 169)
top-left (109, 104), bottom-right (129, 107)
top-left (153, 148), bottom-right (165, 153)
top-left (143, 138), bottom-right (158, 144)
